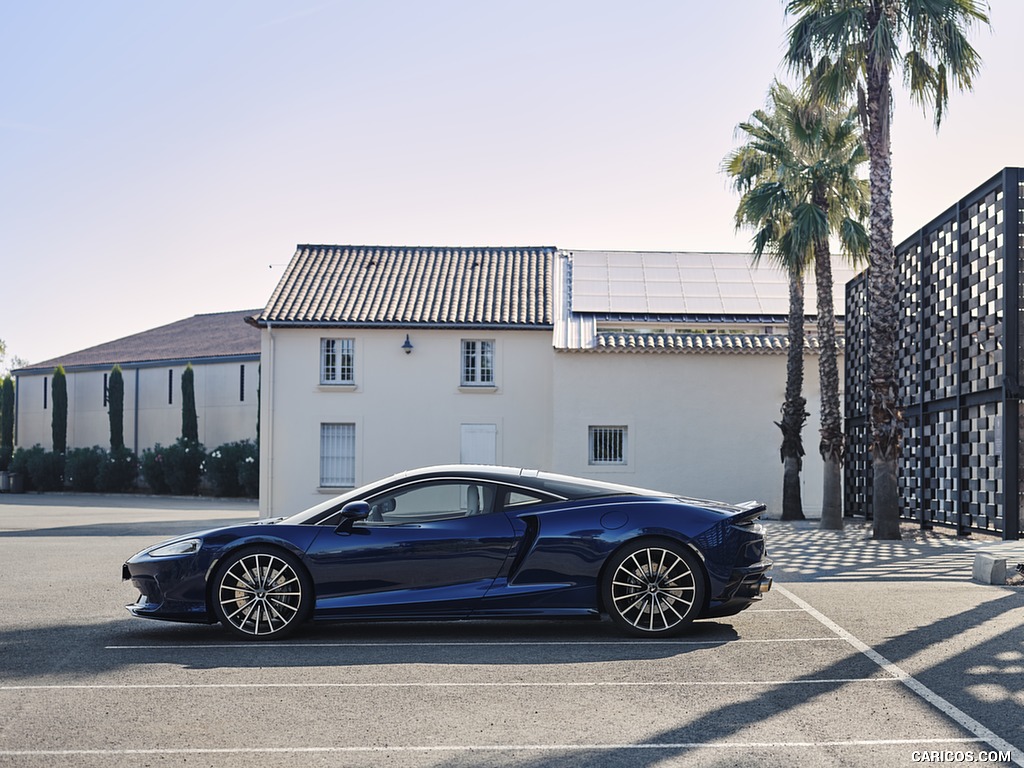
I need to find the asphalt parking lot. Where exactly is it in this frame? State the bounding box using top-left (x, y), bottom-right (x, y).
top-left (1, 495), bottom-right (1023, 767)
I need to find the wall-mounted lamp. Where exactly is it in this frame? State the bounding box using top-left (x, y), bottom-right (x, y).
top-left (401, 334), bottom-right (414, 354)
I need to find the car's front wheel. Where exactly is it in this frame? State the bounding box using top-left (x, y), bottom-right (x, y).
top-left (602, 538), bottom-right (706, 637)
top-left (211, 548), bottom-right (311, 639)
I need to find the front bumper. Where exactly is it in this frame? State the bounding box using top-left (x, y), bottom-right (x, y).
top-left (122, 557), bottom-right (216, 624)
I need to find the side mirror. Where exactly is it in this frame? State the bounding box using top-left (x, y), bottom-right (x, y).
top-left (334, 501), bottom-right (370, 533)
top-left (341, 501), bottom-right (370, 521)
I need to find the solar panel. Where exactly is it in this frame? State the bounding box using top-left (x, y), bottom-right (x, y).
top-left (569, 250), bottom-right (860, 317)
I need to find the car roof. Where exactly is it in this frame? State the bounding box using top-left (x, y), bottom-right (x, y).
top-left (281, 464), bottom-right (682, 525)
top-left (388, 465), bottom-right (673, 500)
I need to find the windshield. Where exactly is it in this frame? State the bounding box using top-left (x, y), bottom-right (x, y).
top-left (280, 487), bottom-right (365, 525)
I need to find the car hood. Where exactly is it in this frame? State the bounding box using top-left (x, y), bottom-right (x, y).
top-left (130, 517), bottom-right (287, 559)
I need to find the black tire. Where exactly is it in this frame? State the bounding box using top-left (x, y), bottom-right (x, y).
top-left (211, 547), bottom-right (312, 640)
top-left (602, 538), bottom-right (706, 637)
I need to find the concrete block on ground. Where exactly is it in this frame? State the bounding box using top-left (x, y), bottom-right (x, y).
top-left (972, 554), bottom-right (1006, 585)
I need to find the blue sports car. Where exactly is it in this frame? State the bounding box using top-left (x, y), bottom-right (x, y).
top-left (123, 466), bottom-right (772, 639)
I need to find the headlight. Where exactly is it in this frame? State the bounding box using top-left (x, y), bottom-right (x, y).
top-left (148, 538), bottom-right (202, 557)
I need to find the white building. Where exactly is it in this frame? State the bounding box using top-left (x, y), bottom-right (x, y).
top-left (550, 249), bottom-right (853, 515)
top-left (249, 245), bottom-right (556, 516)
top-left (252, 245), bottom-right (856, 518)
top-left (13, 310), bottom-right (261, 454)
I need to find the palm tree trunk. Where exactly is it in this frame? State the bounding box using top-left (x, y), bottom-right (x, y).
top-left (813, 225), bottom-right (844, 529)
top-left (779, 265), bottom-right (807, 521)
top-left (822, 456), bottom-right (843, 527)
top-left (865, 39), bottom-right (902, 540)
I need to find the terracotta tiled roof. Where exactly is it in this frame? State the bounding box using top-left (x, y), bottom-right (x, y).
top-left (16, 310), bottom-right (261, 373)
top-left (254, 245), bottom-right (554, 328)
top-left (589, 333), bottom-right (847, 354)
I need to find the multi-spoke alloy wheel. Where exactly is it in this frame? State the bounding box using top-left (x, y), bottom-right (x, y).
top-left (602, 539), bottom-right (706, 637)
top-left (212, 549), bottom-right (310, 639)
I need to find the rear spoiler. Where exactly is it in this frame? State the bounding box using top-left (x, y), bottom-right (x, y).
top-left (730, 500), bottom-right (767, 524)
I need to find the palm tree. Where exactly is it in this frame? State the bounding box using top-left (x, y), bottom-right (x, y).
top-left (725, 85), bottom-right (809, 521)
top-left (784, 0), bottom-right (989, 539)
top-left (725, 81), bottom-right (869, 525)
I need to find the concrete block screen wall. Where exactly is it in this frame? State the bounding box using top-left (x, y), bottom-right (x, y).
top-left (844, 167), bottom-right (1023, 540)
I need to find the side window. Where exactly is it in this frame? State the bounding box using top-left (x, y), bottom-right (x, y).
top-left (504, 489), bottom-right (552, 510)
top-left (363, 482), bottom-right (495, 524)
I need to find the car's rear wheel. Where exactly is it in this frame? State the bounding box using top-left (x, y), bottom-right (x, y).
top-left (602, 538), bottom-right (706, 637)
top-left (212, 548), bottom-right (311, 640)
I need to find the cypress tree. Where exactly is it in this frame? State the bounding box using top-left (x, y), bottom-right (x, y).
top-left (1, 375), bottom-right (14, 470)
top-left (181, 364), bottom-right (198, 443)
top-left (108, 365), bottom-right (124, 451)
top-left (52, 366), bottom-right (68, 454)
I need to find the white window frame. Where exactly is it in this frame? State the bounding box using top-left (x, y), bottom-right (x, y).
top-left (321, 338), bottom-right (355, 385)
top-left (588, 426), bottom-right (627, 465)
top-left (320, 423), bottom-right (356, 487)
top-left (461, 339), bottom-right (495, 387)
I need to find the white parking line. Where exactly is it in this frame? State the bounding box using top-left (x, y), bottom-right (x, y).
top-left (743, 608), bottom-right (807, 612)
top-left (0, 677), bottom-right (896, 691)
top-left (104, 637), bottom-right (842, 650)
top-left (0, 738), bottom-right (989, 757)
top-left (775, 584), bottom-right (1024, 767)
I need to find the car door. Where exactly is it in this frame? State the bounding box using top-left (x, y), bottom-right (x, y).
top-left (304, 480), bottom-right (518, 618)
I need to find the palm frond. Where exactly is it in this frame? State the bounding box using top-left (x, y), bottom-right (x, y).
top-left (839, 217), bottom-right (870, 263)
top-left (723, 74), bottom-right (868, 279)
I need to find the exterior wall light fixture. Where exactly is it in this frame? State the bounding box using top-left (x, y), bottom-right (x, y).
top-left (402, 334), bottom-right (414, 354)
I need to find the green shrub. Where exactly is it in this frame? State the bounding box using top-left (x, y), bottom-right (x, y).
top-left (65, 447), bottom-right (105, 492)
top-left (142, 441), bottom-right (206, 496)
top-left (9, 447), bottom-right (37, 490)
top-left (207, 440), bottom-right (258, 497)
top-left (11, 446), bottom-right (64, 492)
top-left (239, 450), bottom-right (259, 498)
top-left (96, 446), bottom-right (138, 493)
top-left (140, 444), bottom-right (171, 494)
top-left (161, 439), bottom-right (206, 496)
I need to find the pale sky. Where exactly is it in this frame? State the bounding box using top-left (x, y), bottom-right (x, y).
top-left (2, 1), bottom-right (1021, 367)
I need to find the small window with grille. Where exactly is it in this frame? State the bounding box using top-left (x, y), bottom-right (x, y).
top-left (589, 426), bottom-right (627, 465)
top-left (320, 423), bottom-right (356, 487)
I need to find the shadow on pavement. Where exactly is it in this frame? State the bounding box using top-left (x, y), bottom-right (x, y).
top-left (466, 587), bottom-right (1024, 768)
top-left (764, 521), bottom-right (1024, 582)
top-left (1, 617), bottom-right (743, 680)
